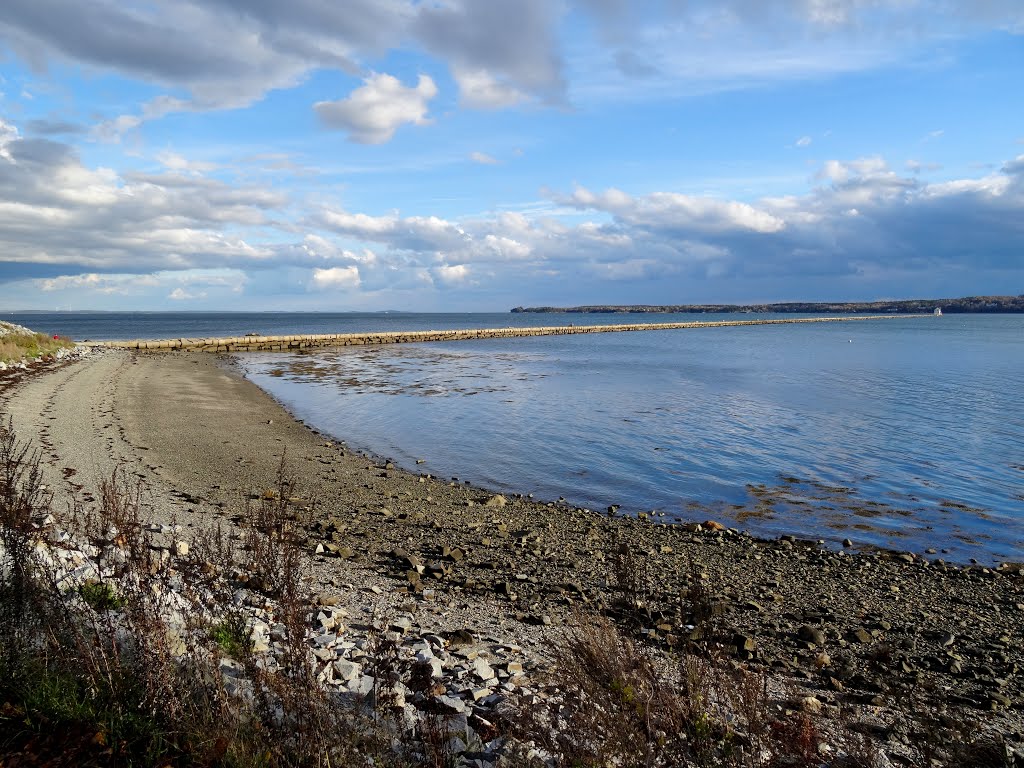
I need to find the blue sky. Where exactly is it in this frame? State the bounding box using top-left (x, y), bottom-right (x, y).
top-left (0, 0), bottom-right (1021, 311)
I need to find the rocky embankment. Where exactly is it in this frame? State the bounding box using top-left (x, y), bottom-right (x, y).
top-left (2, 348), bottom-right (1022, 764)
top-left (0, 319), bottom-right (89, 373)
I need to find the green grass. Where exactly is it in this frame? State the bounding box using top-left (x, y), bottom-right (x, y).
top-left (210, 614), bottom-right (252, 659)
top-left (77, 581), bottom-right (123, 612)
top-left (0, 332), bottom-right (74, 364)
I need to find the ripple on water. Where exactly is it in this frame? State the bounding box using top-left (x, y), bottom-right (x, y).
top-left (241, 315), bottom-right (1024, 565)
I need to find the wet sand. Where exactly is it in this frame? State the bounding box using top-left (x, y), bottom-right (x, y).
top-left (3, 350), bottom-right (1023, 740)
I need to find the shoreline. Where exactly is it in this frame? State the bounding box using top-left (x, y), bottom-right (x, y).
top-left (2, 350), bottom-right (1023, 744)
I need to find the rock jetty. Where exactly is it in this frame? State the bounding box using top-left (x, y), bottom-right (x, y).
top-left (92, 314), bottom-right (931, 353)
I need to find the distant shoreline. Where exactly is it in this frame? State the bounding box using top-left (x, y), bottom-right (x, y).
top-left (512, 294), bottom-right (1024, 314)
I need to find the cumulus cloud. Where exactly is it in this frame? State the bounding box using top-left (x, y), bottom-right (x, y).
top-left (39, 273), bottom-right (159, 294)
top-left (0, 119), bottom-right (18, 161)
top-left (453, 67), bottom-right (527, 109)
top-left (0, 123), bottom-right (286, 277)
top-left (0, 0), bottom-right (393, 112)
top-left (311, 265), bottom-right (361, 290)
top-left (37, 269), bottom-right (246, 298)
top-left (556, 186), bottom-right (787, 234)
top-left (415, 0), bottom-right (566, 106)
top-left (0, 0), bottom-right (568, 126)
top-left (2, 106), bottom-right (1022, 308)
top-left (434, 263), bottom-right (471, 286)
top-left (314, 73), bottom-right (437, 144)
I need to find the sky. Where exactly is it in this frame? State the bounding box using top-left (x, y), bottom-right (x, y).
top-left (0, 0), bottom-right (1022, 312)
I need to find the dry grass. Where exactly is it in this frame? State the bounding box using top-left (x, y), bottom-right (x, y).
top-left (0, 332), bottom-right (74, 364)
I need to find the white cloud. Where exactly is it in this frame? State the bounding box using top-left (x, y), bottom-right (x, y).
top-left (796, 136), bottom-right (812, 147)
top-left (0, 119), bottom-right (19, 162)
top-left (36, 269), bottom-right (245, 297)
top-left (168, 287), bottom-right (206, 300)
top-left (156, 151), bottom-right (218, 174)
top-left (0, 122), bottom-right (283, 273)
top-left (434, 263), bottom-right (470, 285)
top-left (469, 151), bottom-right (499, 165)
top-left (454, 67), bottom-right (526, 109)
top-left (40, 273), bottom-right (159, 294)
top-left (311, 265), bottom-right (361, 290)
top-left (314, 73), bottom-right (438, 144)
top-left (558, 185), bottom-right (787, 234)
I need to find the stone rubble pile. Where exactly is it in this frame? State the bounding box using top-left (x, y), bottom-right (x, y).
top-left (2, 514), bottom-right (550, 767)
top-left (0, 320), bottom-right (37, 338)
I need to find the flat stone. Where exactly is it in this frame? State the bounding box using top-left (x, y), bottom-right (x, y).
top-left (798, 625), bottom-right (826, 646)
top-left (333, 659), bottom-right (361, 682)
top-left (472, 656), bottom-right (496, 681)
top-left (434, 694), bottom-right (468, 714)
top-left (851, 628), bottom-right (872, 644)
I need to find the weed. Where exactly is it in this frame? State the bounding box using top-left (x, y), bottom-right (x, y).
top-left (0, 332), bottom-right (73, 364)
top-left (77, 580), bottom-right (123, 611)
top-left (211, 611), bottom-right (252, 659)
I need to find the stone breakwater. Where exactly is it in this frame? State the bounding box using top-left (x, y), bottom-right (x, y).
top-left (90, 314), bottom-right (932, 352)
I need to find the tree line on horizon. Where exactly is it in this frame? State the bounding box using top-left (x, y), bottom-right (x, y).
top-left (511, 295), bottom-right (1024, 314)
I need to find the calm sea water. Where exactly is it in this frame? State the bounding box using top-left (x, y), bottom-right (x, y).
top-left (11, 312), bottom-right (1023, 563)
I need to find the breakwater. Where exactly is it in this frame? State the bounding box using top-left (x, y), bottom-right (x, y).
top-left (92, 314), bottom-right (932, 351)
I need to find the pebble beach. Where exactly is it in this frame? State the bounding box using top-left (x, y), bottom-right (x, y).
top-left (2, 346), bottom-right (1023, 763)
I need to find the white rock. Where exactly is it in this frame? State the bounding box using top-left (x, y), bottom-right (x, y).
top-left (333, 659), bottom-right (361, 681)
top-left (435, 694), bottom-right (467, 714)
top-left (471, 656), bottom-right (495, 681)
top-left (347, 675), bottom-right (375, 696)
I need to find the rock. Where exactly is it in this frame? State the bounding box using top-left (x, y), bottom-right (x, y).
top-left (434, 694), bottom-right (468, 715)
top-left (347, 675), bottom-right (375, 697)
top-left (704, 520), bottom-right (726, 531)
top-left (390, 616), bottom-right (414, 635)
top-left (484, 494), bottom-right (507, 508)
top-left (989, 692), bottom-right (1012, 709)
top-left (733, 633), bottom-right (756, 658)
top-left (174, 540), bottom-right (189, 557)
top-left (471, 656), bottom-right (496, 682)
top-left (333, 659), bottom-right (361, 682)
top-left (801, 696), bottom-right (823, 715)
top-left (449, 629), bottom-right (475, 647)
top-left (850, 628), bottom-right (872, 644)
top-left (443, 546), bottom-right (466, 562)
top-left (798, 625), bottom-right (826, 646)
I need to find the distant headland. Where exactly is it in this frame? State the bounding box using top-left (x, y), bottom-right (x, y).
top-left (511, 295), bottom-right (1024, 314)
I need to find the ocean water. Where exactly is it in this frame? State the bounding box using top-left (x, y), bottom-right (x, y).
top-left (11, 311), bottom-right (1023, 563)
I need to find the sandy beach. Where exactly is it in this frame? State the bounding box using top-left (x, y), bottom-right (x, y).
top-left (3, 349), bottom-right (1023, 747)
